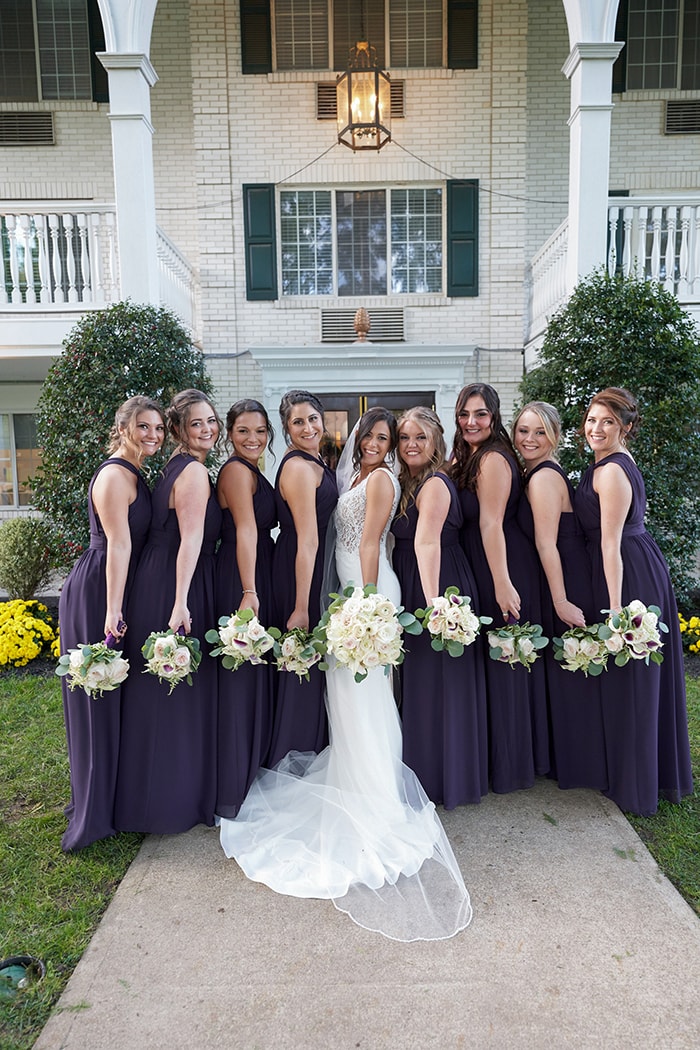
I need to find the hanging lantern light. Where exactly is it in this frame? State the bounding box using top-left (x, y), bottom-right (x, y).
top-left (336, 40), bottom-right (391, 151)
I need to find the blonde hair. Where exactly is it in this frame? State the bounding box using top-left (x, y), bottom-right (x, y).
top-left (107, 396), bottom-right (165, 462)
top-left (512, 401), bottom-right (561, 458)
top-left (167, 389), bottom-right (223, 456)
top-left (396, 406), bottom-right (447, 518)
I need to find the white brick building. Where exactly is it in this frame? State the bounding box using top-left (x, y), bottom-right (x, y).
top-left (1, 0), bottom-right (699, 506)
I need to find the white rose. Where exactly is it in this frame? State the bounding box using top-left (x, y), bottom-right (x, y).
top-left (69, 649), bottom-right (84, 671)
top-left (518, 638), bottom-right (535, 658)
top-left (604, 632), bottom-right (625, 653)
top-left (562, 637), bottom-right (580, 659)
top-left (580, 638), bottom-right (601, 659)
top-left (246, 620), bottom-right (266, 642)
top-left (172, 647), bottom-right (191, 669)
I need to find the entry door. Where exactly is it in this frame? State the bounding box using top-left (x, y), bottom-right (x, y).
top-left (315, 391), bottom-right (435, 467)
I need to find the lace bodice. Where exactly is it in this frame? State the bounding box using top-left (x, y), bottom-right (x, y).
top-left (335, 468), bottom-right (400, 556)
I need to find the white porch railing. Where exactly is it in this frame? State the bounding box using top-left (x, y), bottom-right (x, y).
top-left (526, 198), bottom-right (700, 347)
top-left (1, 202), bottom-right (197, 332)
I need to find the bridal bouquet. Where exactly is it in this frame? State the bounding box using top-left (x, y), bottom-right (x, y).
top-left (56, 626), bottom-right (130, 699)
top-left (552, 624), bottom-right (610, 677)
top-left (488, 620), bottom-right (549, 671)
top-left (314, 583), bottom-right (421, 683)
top-left (206, 609), bottom-right (280, 672)
top-left (273, 628), bottom-right (325, 681)
top-left (141, 628), bottom-right (202, 694)
top-left (415, 586), bottom-right (492, 658)
top-left (602, 600), bottom-right (667, 666)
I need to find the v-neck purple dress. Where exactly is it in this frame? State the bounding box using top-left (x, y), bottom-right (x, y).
top-left (574, 452), bottom-right (692, 815)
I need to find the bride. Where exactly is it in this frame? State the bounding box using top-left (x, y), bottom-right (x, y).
top-left (219, 407), bottom-right (472, 941)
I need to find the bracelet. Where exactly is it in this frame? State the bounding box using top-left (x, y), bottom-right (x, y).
top-left (243, 589), bottom-right (257, 595)
top-left (554, 598), bottom-right (567, 604)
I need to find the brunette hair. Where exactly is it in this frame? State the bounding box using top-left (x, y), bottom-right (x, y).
top-left (352, 406), bottom-right (398, 473)
top-left (396, 406), bottom-right (447, 518)
top-left (167, 389), bottom-right (223, 455)
top-left (449, 382), bottom-right (520, 491)
top-left (226, 398), bottom-right (275, 461)
top-left (107, 395), bottom-right (165, 461)
top-left (512, 401), bottom-right (562, 459)
top-left (582, 387), bottom-right (640, 443)
top-left (278, 389), bottom-right (325, 446)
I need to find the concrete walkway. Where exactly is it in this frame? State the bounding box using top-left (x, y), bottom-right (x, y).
top-left (34, 780), bottom-right (700, 1050)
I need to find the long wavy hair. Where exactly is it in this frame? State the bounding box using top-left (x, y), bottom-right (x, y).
top-left (396, 406), bottom-right (447, 519)
top-left (107, 395), bottom-right (165, 462)
top-left (351, 406), bottom-right (398, 473)
top-left (449, 382), bottom-right (520, 491)
top-left (226, 398), bottom-right (276, 462)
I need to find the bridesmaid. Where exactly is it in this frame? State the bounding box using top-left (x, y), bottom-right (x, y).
top-left (215, 399), bottom-right (277, 818)
top-left (574, 387), bottom-right (692, 815)
top-left (266, 390), bottom-right (338, 767)
top-left (391, 407), bottom-right (488, 808)
top-left (512, 401), bottom-right (607, 791)
top-left (59, 396), bottom-right (165, 850)
top-left (115, 390), bottom-right (223, 833)
top-left (449, 383), bottom-right (549, 793)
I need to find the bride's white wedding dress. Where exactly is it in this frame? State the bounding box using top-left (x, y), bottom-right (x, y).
top-left (219, 468), bottom-right (472, 941)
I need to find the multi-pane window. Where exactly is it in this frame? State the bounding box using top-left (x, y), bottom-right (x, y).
top-left (624, 0), bottom-right (700, 90)
top-left (0, 0), bottom-right (105, 101)
top-left (273, 0), bottom-right (443, 70)
top-left (280, 187), bottom-right (443, 296)
top-left (0, 414), bottom-right (41, 507)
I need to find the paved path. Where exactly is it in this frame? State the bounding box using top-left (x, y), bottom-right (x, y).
top-left (34, 780), bottom-right (700, 1049)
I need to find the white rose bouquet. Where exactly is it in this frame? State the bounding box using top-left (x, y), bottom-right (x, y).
top-left (206, 609), bottom-right (280, 672)
top-left (602, 600), bottom-right (667, 666)
top-left (141, 628), bottom-right (202, 694)
top-left (415, 586), bottom-right (492, 658)
top-left (273, 627), bottom-right (325, 682)
top-left (488, 620), bottom-right (549, 671)
top-left (552, 623), bottom-right (610, 677)
top-left (314, 583), bottom-right (421, 684)
top-left (56, 630), bottom-right (130, 699)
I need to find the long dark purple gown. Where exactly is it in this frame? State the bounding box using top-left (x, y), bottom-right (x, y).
top-left (457, 451), bottom-right (550, 793)
top-left (59, 458), bottom-right (151, 851)
top-left (215, 456), bottom-right (277, 817)
top-left (266, 449), bottom-right (338, 767)
top-left (574, 452), bottom-right (692, 815)
top-left (114, 454), bottom-right (222, 832)
top-left (519, 461), bottom-right (607, 790)
top-left (391, 473), bottom-right (488, 808)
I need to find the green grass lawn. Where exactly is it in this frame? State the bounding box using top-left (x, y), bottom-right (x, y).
top-left (1, 672), bottom-right (699, 1050)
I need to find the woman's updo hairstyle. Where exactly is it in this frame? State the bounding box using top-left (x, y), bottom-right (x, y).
top-left (226, 398), bottom-right (275, 460)
top-left (351, 406), bottom-right (398, 473)
top-left (512, 401), bottom-right (562, 457)
top-left (584, 387), bottom-right (641, 443)
top-left (107, 395), bottom-right (165, 460)
top-left (167, 389), bottom-right (223, 455)
top-left (278, 389), bottom-right (325, 446)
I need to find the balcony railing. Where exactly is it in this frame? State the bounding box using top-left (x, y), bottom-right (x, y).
top-left (526, 198), bottom-right (700, 347)
top-left (1, 202), bottom-right (197, 332)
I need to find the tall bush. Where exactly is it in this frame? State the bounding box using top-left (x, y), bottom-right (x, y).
top-left (519, 269), bottom-right (700, 603)
top-left (34, 301), bottom-right (214, 567)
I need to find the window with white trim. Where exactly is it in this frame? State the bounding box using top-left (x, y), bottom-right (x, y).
top-left (621, 0), bottom-right (700, 90)
top-left (280, 187), bottom-right (443, 296)
top-left (0, 0), bottom-right (106, 102)
top-left (0, 413), bottom-right (41, 508)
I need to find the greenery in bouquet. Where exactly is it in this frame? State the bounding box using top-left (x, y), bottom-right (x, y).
top-left (552, 623), bottom-right (610, 677)
top-left (273, 627), bottom-right (325, 682)
top-left (141, 628), bottom-right (202, 694)
top-left (602, 600), bottom-right (667, 666)
top-left (56, 640), bottom-right (129, 698)
top-left (488, 620), bottom-right (549, 671)
top-left (415, 586), bottom-right (492, 658)
top-left (0, 599), bottom-right (57, 668)
top-left (314, 583), bottom-right (421, 684)
top-left (206, 609), bottom-right (280, 671)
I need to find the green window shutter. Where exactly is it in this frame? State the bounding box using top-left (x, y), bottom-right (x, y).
top-left (243, 184), bottom-right (278, 300)
top-left (447, 180), bottom-right (478, 297)
top-left (87, 0), bottom-right (109, 103)
top-left (448, 0), bottom-right (478, 70)
top-left (240, 0), bottom-right (272, 74)
top-left (612, 0), bottom-right (627, 93)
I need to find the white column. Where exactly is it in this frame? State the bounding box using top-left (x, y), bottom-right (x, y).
top-left (562, 41), bottom-right (623, 292)
top-left (98, 52), bottom-right (160, 305)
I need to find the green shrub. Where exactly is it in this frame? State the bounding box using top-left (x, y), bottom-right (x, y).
top-left (0, 517), bottom-right (55, 599)
top-left (33, 300), bottom-right (214, 568)
top-left (519, 269), bottom-right (700, 603)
